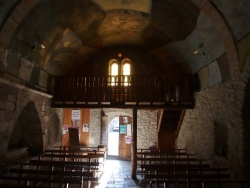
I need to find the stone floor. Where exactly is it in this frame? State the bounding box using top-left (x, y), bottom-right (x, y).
top-left (95, 158), bottom-right (147, 188)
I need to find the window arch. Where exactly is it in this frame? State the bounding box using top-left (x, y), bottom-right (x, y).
top-left (108, 58), bottom-right (131, 86)
top-left (109, 59), bottom-right (119, 86)
top-left (122, 58), bottom-right (131, 86)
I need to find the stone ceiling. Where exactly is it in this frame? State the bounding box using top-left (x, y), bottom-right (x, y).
top-left (1, 0), bottom-right (250, 84)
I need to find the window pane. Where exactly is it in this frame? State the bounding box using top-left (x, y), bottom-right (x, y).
top-left (111, 63), bottom-right (118, 75)
top-left (123, 63), bottom-right (130, 75)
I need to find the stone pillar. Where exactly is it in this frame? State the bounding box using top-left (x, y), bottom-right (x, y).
top-left (101, 114), bottom-right (108, 145)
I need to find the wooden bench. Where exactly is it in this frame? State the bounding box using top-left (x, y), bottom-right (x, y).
top-left (137, 157), bottom-right (208, 166)
top-left (29, 159), bottom-right (100, 169)
top-left (9, 168), bottom-right (97, 181)
top-left (28, 159), bottom-right (102, 177)
top-left (0, 164), bottom-right (97, 188)
top-left (137, 148), bottom-right (187, 153)
top-left (147, 178), bottom-right (250, 188)
top-left (0, 150), bottom-right (104, 188)
top-left (0, 184), bottom-right (57, 188)
top-left (0, 175), bottom-right (87, 188)
top-left (44, 149), bottom-right (105, 155)
top-left (138, 163), bottom-right (211, 174)
top-left (145, 170), bottom-right (230, 188)
top-left (37, 153), bottom-right (104, 167)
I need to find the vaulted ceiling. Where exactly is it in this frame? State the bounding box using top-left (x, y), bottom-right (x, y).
top-left (0, 0), bottom-right (250, 89)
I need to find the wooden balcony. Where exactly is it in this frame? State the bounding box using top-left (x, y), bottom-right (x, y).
top-left (48, 75), bottom-right (198, 108)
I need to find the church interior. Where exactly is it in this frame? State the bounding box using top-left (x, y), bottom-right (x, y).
top-left (0, 0), bottom-right (250, 187)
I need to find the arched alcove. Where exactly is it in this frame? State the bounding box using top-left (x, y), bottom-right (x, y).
top-left (8, 101), bottom-right (43, 159)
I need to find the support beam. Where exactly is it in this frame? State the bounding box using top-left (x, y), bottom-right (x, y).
top-left (131, 108), bottom-right (137, 179)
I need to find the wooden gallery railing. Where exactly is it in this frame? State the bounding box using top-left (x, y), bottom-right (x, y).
top-left (48, 75), bottom-right (198, 108)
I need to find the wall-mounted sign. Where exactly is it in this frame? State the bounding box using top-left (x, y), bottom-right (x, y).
top-left (123, 116), bottom-right (128, 123)
top-left (125, 136), bottom-right (131, 144)
top-left (72, 110), bottom-right (81, 120)
top-left (82, 123), bottom-right (89, 132)
top-left (120, 125), bottom-right (127, 134)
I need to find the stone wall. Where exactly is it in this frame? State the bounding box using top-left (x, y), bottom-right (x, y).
top-left (177, 62), bottom-right (250, 179)
top-left (91, 109), bottom-right (158, 150)
top-left (0, 81), bottom-right (62, 164)
top-left (89, 109), bottom-right (102, 147)
top-left (89, 108), bottom-right (158, 150)
top-left (137, 110), bottom-right (158, 149)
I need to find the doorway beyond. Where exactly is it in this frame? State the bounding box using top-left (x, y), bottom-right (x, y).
top-left (108, 117), bottom-right (119, 156)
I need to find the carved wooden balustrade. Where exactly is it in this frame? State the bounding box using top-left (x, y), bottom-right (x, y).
top-left (48, 75), bottom-right (198, 108)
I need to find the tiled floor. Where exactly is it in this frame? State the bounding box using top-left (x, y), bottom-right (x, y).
top-left (95, 158), bottom-right (147, 188)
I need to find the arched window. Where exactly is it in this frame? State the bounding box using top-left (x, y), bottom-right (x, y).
top-left (108, 58), bottom-right (131, 86)
top-left (111, 62), bottom-right (118, 76)
top-left (109, 60), bottom-right (119, 86)
top-left (122, 59), bottom-right (131, 86)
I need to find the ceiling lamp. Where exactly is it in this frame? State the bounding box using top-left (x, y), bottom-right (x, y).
top-left (118, 52), bottom-right (122, 57)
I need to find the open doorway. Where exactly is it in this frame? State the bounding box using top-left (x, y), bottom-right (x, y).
top-left (108, 117), bottom-right (119, 156)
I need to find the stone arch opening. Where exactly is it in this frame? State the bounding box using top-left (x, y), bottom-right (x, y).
top-left (8, 101), bottom-right (43, 157)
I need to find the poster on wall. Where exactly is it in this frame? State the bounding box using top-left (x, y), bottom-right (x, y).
top-left (71, 110), bottom-right (81, 128)
top-left (72, 110), bottom-right (81, 119)
top-left (127, 124), bottom-right (131, 136)
top-left (62, 124), bottom-right (68, 134)
top-left (123, 116), bottom-right (128, 123)
top-left (82, 123), bottom-right (89, 132)
top-left (125, 136), bottom-right (131, 144)
top-left (120, 125), bottom-right (127, 134)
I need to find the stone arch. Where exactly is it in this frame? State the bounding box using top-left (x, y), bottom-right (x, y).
top-left (192, 0), bottom-right (240, 77)
top-left (8, 101), bottom-right (43, 157)
top-left (102, 109), bottom-right (133, 154)
top-left (0, 0), bottom-right (239, 78)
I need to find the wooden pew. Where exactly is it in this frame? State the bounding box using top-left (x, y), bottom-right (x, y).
top-left (40, 153), bottom-right (105, 165)
top-left (0, 184), bottom-right (54, 188)
top-left (0, 163), bottom-right (96, 188)
top-left (44, 149), bottom-right (105, 155)
top-left (138, 163), bottom-right (211, 173)
top-left (28, 159), bottom-right (102, 177)
top-left (145, 168), bottom-right (230, 188)
top-left (0, 175), bottom-right (86, 188)
top-left (0, 150), bottom-right (104, 188)
top-left (9, 168), bottom-right (97, 181)
top-left (137, 148), bottom-right (187, 154)
top-left (44, 149), bottom-right (105, 161)
top-left (137, 157), bottom-right (208, 165)
top-left (29, 159), bottom-right (100, 169)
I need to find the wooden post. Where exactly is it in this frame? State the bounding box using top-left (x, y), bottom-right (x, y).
top-left (131, 108), bottom-right (137, 179)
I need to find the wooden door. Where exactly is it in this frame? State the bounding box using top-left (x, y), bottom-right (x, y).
top-left (119, 116), bottom-right (132, 159)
